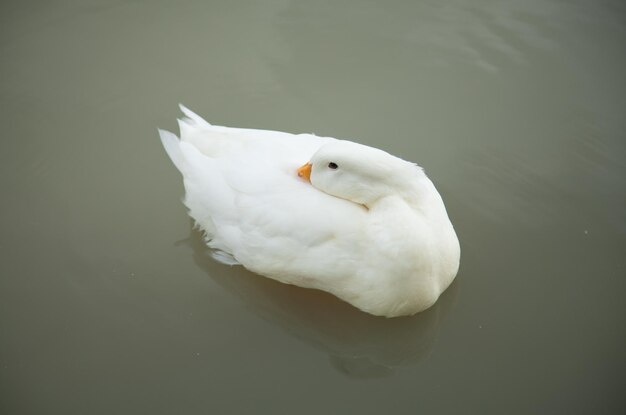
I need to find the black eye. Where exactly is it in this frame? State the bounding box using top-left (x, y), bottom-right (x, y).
top-left (328, 162), bottom-right (338, 170)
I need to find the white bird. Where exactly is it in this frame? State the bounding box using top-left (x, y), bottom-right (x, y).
top-left (160, 105), bottom-right (460, 317)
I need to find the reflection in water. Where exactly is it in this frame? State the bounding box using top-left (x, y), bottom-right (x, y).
top-left (179, 225), bottom-right (458, 378)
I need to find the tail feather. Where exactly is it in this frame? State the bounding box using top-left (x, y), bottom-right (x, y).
top-left (178, 103), bottom-right (211, 128)
top-left (159, 129), bottom-right (186, 173)
top-left (159, 110), bottom-right (242, 267)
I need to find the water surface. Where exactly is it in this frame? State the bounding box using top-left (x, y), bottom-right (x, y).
top-left (1, 0), bottom-right (624, 413)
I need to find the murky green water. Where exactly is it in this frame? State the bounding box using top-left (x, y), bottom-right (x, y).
top-left (1, 0), bottom-right (624, 413)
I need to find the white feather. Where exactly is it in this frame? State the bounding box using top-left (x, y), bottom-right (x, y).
top-left (159, 106), bottom-right (460, 317)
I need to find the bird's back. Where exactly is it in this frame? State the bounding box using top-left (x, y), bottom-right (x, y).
top-left (159, 106), bottom-right (366, 269)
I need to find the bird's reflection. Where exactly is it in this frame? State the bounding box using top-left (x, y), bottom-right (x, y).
top-left (179, 226), bottom-right (459, 378)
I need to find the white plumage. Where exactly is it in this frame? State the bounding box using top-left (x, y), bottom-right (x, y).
top-left (160, 105), bottom-right (460, 317)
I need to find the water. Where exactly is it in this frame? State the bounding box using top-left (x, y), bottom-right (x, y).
top-left (1, 0), bottom-right (624, 413)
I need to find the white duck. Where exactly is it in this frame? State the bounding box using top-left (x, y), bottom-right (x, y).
top-left (160, 106), bottom-right (460, 317)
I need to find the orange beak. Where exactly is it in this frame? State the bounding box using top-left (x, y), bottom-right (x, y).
top-left (297, 162), bottom-right (312, 182)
